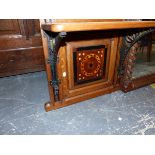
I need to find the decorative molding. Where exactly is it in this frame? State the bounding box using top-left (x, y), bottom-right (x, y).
top-left (119, 28), bottom-right (155, 91)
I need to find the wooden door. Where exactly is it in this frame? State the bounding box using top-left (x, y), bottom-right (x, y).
top-left (0, 19), bottom-right (45, 77)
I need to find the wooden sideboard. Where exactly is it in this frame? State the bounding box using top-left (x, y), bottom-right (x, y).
top-left (0, 19), bottom-right (45, 77)
top-left (41, 20), bottom-right (155, 111)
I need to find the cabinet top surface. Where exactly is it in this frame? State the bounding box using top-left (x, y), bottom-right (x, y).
top-left (41, 21), bottom-right (155, 32)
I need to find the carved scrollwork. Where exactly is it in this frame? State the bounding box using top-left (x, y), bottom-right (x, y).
top-left (119, 28), bottom-right (155, 91)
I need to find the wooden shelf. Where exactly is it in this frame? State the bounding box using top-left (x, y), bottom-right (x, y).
top-left (42, 21), bottom-right (155, 32)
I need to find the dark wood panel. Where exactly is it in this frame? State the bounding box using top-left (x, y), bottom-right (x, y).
top-left (34, 20), bottom-right (41, 34)
top-left (0, 47), bottom-right (45, 77)
top-left (0, 19), bottom-right (45, 77)
top-left (0, 19), bottom-right (21, 35)
top-left (0, 35), bottom-right (42, 50)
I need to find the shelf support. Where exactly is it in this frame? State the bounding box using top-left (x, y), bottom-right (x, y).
top-left (43, 31), bottom-right (67, 101)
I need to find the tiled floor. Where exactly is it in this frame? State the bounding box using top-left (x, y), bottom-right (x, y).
top-left (0, 71), bottom-right (155, 135)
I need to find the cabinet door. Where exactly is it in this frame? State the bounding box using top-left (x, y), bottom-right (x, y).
top-left (0, 19), bottom-right (45, 77)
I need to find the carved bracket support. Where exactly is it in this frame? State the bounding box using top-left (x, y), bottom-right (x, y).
top-left (43, 31), bottom-right (67, 101)
top-left (119, 28), bottom-right (155, 91)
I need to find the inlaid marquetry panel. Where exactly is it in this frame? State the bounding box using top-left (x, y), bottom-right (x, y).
top-left (73, 45), bottom-right (107, 84)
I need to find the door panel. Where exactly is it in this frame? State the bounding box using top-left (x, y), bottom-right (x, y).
top-left (0, 19), bottom-right (21, 35)
top-left (0, 19), bottom-right (45, 77)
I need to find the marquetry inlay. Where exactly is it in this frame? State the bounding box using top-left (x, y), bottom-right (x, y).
top-left (73, 45), bottom-right (107, 84)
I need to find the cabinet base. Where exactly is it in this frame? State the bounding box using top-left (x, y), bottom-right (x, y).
top-left (44, 85), bottom-right (120, 112)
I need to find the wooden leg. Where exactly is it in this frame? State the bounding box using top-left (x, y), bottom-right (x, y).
top-left (44, 101), bottom-right (53, 112)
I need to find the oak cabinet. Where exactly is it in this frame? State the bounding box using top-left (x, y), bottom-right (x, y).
top-left (41, 20), bottom-right (122, 111)
top-left (41, 20), bottom-right (155, 111)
